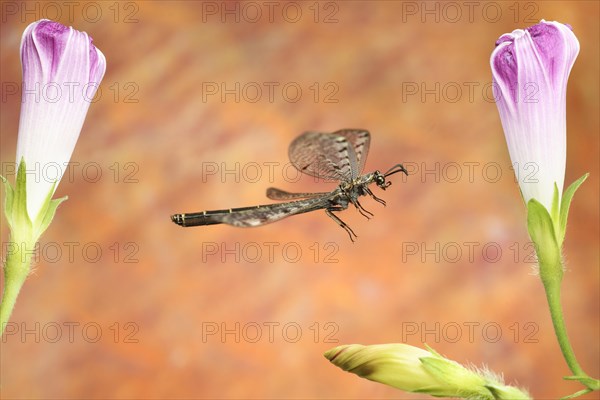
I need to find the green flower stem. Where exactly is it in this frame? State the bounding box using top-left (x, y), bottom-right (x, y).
top-left (542, 275), bottom-right (600, 392)
top-left (1, 236), bottom-right (34, 335)
top-left (543, 277), bottom-right (584, 377)
top-left (527, 190), bottom-right (600, 395)
top-left (1, 162), bottom-right (68, 335)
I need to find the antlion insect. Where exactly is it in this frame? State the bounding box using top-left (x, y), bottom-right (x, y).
top-left (171, 129), bottom-right (407, 241)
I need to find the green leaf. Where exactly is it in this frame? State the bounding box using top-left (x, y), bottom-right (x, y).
top-left (527, 199), bottom-right (562, 284)
top-left (558, 173), bottom-right (588, 246)
top-left (564, 375), bottom-right (600, 390)
top-left (561, 388), bottom-right (592, 399)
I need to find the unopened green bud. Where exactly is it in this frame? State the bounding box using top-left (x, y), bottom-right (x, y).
top-left (324, 344), bottom-right (530, 400)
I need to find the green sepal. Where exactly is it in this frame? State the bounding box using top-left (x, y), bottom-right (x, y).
top-left (558, 173), bottom-right (588, 246)
top-left (11, 159), bottom-right (33, 241)
top-left (550, 183), bottom-right (560, 239)
top-left (420, 357), bottom-right (465, 380)
top-left (420, 356), bottom-right (492, 399)
top-left (1, 174), bottom-right (15, 229)
top-left (34, 195), bottom-right (67, 239)
top-left (486, 383), bottom-right (531, 400)
top-left (33, 178), bottom-right (67, 239)
top-left (551, 183), bottom-right (560, 224)
top-left (424, 344), bottom-right (440, 356)
top-left (2, 158), bottom-right (67, 244)
top-left (527, 198), bottom-right (563, 284)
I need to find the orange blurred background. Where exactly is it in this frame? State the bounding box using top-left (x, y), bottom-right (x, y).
top-left (1, 1), bottom-right (598, 399)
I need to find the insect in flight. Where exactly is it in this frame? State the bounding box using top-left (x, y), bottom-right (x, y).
top-left (171, 129), bottom-right (407, 241)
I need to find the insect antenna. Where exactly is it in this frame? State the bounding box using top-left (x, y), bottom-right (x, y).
top-left (384, 164), bottom-right (408, 178)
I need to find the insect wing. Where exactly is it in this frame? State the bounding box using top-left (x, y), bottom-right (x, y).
top-left (266, 187), bottom-right (330, 201)
top-left (333, 129), bottom-right (371, 176)
top-left (219, 198), bottom-right (328, 227)
top-left (288, 131), bottom-right (359, 182)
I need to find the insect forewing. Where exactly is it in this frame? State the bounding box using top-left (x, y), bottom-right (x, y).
top-left (288, 131), bottom-right (366, 182)
top-left (333, 129), bottom-right (371, 177)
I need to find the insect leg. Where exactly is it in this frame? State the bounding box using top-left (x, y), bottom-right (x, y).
top-left (351, 198), bottom-right (374, 219)
top-left (325, 207), bottom-right (358, 242)
top-left (365, 187), bottom-right (386, 206)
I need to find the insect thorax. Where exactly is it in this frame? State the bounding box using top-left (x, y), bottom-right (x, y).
top-left (338, 176), bottom-right (371, 201)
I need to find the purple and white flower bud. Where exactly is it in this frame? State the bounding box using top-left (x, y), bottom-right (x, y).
top-left (16, 19), bottom-right (106, 221)
top-left (491, 20), bottom-right (579, 212)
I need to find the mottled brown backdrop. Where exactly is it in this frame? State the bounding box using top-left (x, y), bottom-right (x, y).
top-left (1, 1), bottom-right (598, 399)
